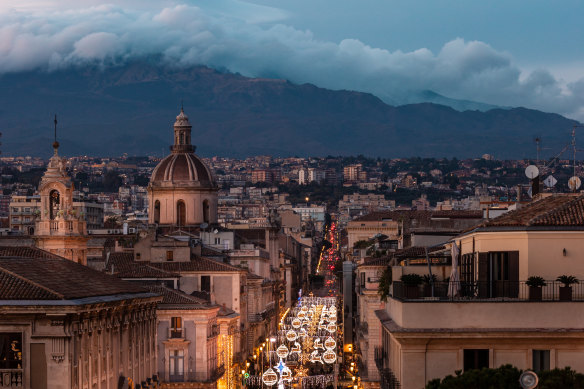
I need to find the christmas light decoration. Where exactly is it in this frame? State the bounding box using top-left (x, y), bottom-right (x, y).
top-left (323, 349), bottom-right (337, 364)
top-left (286, 329), bottom-right (298, 342)
top-left (276, 345), bottom-right (289, 359)
top-left (262, 368), bottom-right (278, 386)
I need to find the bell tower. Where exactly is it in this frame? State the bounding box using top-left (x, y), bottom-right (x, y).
top-left (34, 116), bottom-right (88, 265)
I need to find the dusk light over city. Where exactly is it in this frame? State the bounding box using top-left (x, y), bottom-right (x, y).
top-left (1, 1), bottom-right (584, 389)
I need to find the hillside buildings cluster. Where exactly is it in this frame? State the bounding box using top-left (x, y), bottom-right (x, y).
top-left (2, 108), bottom-right (584, 389)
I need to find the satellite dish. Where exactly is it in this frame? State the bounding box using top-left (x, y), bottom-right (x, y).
top-left (525, 165), bottom-right (539, 179)
top-left (568, 176), bottom-right (581, 191)
top-left (213, 228), bottom-right (219, 234)
top-left (200, 223), bottom-right (209, 230)
top-left (543, 175), bottom-right (557, 188)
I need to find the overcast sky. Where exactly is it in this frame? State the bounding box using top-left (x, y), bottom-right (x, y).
top-left (1, 0), bottom-right (584, 119)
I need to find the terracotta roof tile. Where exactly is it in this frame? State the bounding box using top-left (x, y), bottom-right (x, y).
top-left (0, 257), bottom-right (146, 300)
top-left (150, 255), bottom-right (243, 273)
top-left (0, 246), bottom-right (63, 259)
top-left (477, 195), bottom-right (584, 228)
top-left (147, 285), bottom-right (213, 309)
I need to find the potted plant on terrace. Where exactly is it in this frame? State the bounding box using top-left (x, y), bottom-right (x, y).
top-left (526, 276), bottom-right (546, 301)
top-left (422, 274), bottom-right (438, 297)
top-left (400, 274), bottom-right (423, 299)
top-left (557, 275), bottom-right (578, 301)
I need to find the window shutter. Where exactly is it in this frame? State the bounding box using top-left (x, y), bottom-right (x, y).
top-left (508, 251), bottom-right (519, 297)
top-left (478, 252), bottom-right (488, 298)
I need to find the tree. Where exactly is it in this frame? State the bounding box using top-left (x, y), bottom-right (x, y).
top-left (426, 365), bottom-right (584, 389)
top-left (377, 266), bottom-right (392, 302)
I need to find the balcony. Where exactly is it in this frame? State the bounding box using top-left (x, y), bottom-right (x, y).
top-left (0, 370), bottom-right (23, 388)
top-left (392, 280), bottom-right (584, 302)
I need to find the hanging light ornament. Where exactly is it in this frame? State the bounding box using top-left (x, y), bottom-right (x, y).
top-left (314, 338), bottom-right (324, 350)
top-left (323, 349), bottom-right (337, 364)
top-left (292, 318), bottom-right (301, 329)
top-left (277, 344), bottom-right (289, 359)
top-left (297, 311), bottom-right (306, 319)
top-left (286, 329), bottom-right (298, 342)
top-left (301, 305), bottom-right (308, 312)
top-left (281, 366), bottom-right (293, 382)
top-left (324, 336), bottom-right (336, 350)
top-left (326, 323), bottom-right (337, 333)
top-left (262, 368), bottom-right (278, 386)
top-left (310, 350), bottom-right (323, 364)
top-left (291, 342), bottom-right (301, 354)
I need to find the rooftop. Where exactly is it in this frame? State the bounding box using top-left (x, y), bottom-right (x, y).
top-left (0, 255), bottom-right (147, 300)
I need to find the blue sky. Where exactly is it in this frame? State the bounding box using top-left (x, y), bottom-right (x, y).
top-left (1, 0), bottom-right (583, 119)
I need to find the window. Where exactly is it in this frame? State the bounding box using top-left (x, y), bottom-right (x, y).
top-left (169, 349), bottom-right (184, 381)
top-left (214, 237), bottom-right (221, 245)
top-left (533, 350), bottom-right (550, 372)
top-left (135, 253), bottom-right (141, 260)
top-left (201, 275), bottom-right (211, 293)
top-left (463, 349), bottom-right (489, 371)
top-left (360, 272), bottom-right (366, 288)
top-left (24, 207), bottom-right (30, 213)
top-left (166, 251), bottom-right (174, 261)
top-left (0, 333), bottom-right (22, 369)
top-left (170, 317), bottom-right (183, 338)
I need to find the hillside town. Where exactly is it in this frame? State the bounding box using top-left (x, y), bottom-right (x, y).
top-left (1, 108), bottom-right (584, 389)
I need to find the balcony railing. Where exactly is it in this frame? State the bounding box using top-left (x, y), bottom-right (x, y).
top-left (168, 327), bottom-right (185, 339)
top-left (392, 280), bottom-right (584, 302)
top-left (0, 369), bottom-right (23, 388)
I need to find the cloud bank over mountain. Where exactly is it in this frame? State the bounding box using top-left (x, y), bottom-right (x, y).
top-left (1, 1), bottom-right (584, 120)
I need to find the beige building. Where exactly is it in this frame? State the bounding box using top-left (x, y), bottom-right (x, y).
top-left (148, 109), bottom-right (218, 227)
top-left (9, 195), bottom-right (39, 234)
top-left (0, 246), bottom-right (161, 389)
top-left (377, 194), bottom-right (584, 389)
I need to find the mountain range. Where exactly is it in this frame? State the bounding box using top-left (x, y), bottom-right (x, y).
top-left (0, 61), bottom-right (579, 159)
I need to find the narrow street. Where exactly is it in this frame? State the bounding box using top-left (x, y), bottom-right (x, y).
top-left (242, 222), bottom-right (359, 389)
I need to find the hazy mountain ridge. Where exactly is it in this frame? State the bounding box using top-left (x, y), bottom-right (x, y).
top-left (0, 62), bottom-right (579, 159)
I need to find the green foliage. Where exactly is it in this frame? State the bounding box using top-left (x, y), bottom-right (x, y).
top-left (353, 240), bottom-right (373, 249)
top-left (526, 276), bottom-right (546, 287)
top-left (423, 274), bottom-right (438, 284)
top-left (557, 275), bottom-right (578, 286)
top-left (425, 365), bottom-right (584, 389)
top-left (425, 365), bottom-right (521, 389)
top-left (377, 266), bottom-right (392, 302)
top-left (400, 273), bottom-right (423, 286)
top-left (538, 367), bottom-right (584, 388)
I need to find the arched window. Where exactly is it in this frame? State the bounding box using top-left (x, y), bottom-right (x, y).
top-left (179, 132), bottom-right (184, 145)
top-left (154, 200), bottom-right (161, 224)
top-left (177, 200), bottom-right (186, 227)
top-left (49, 190), bottom-right (60, 220)
top-left (203, 199), bottom-right (210, 223)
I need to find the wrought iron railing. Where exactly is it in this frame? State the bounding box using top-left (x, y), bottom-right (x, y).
top-left (392, 280), bottom-right (584, 301)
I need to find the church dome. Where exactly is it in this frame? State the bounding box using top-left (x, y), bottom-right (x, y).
top-left (150, 153), bottom-right (215, 187)
top-left (148, 108), bottom-right (219, 227)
